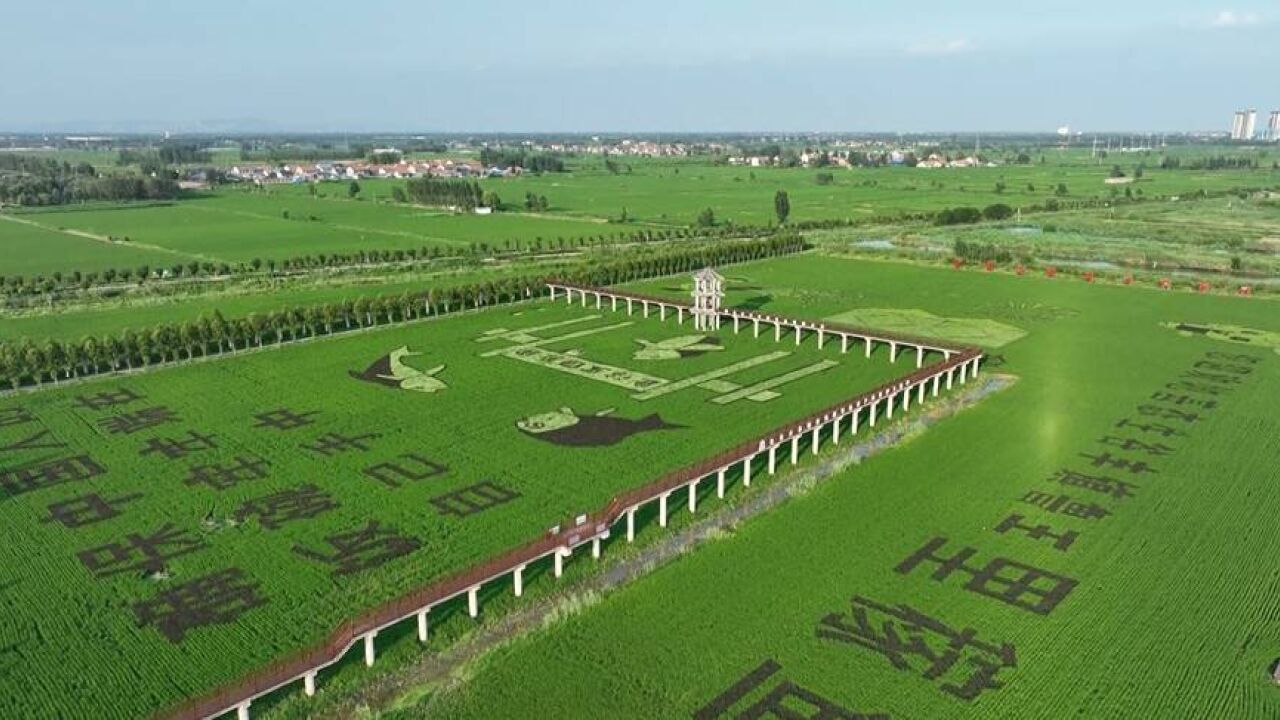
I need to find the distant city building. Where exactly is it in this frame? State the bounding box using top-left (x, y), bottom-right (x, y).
top-left (1244, 109), bottom-right (1257, 140)
top-left (1268, 110), bottom-right (1280, 141)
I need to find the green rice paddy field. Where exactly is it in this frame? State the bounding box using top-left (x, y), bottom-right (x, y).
top-left (0, 292), bottom-right (914, 719)
top-left (3, 154), bottom-right (1277, 278)
top-left (5, 193), bottom-right (631, 270)
top-left (399, 254), bottom-right (1280, 720)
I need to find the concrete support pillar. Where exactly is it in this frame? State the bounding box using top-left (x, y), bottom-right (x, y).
top-left (852, 407), bottom-right (861, 434)
top-left (659, 493), bottom-right (669, 527)
top-left (768, 445), bottom-right (777, 474)
top-left (811, 426), bottom-right (820, 454)
top-left (918, 382), bottom-right (926, 404)
top-left (592, 536), bottom-right (602, 559)
top-left (774, 322), bottom-right (781, 342)
top-left (865, 337), bottom-right (872, 358)
top-left (972, 357), bottom-right (981, 378)
top-left (627, 298), bottom-right (633, 315)
top-left (791, 435), bottom-right (800, 465)
top-left (660, 305), bottom-right (666, 321)
top-left (903, 386), bottom-right (911, 411)
top-left (581, 291), bottom-right (587, 307)
top-left (947, 369), bottom-right (954, 390)
top-left (833, 416), bottom-right (842, 444)
top-left (237, 702), bottom-right (251, 720)
top-left (960, 364), bottom-right (968, 384)
top-left (841, 335), bottom-right (848, 353)
top-left (817, 330), bottom-right (825, 349)
top-left (626, 508), bottom-right (636, 542)
top-left (743, 456), bottom-right (752, 487)
top-left (945, 351), bottom-right (953, 362)
top-left (716, 468), bottom-right (726, 498)
top-left (754, 319), bottom-right (760, 337)
top-left (932, 375), bottom-right (940, 397)
top-left (678, 307), bottom-right (684, 325)
top-left (795, 325), bottom-right (802, 346)
top-left (467, 586), bottom-right (479, 618)
top-left (417, 609), bottom-right (429, 641)
top-left (890, 343), bottom-right (898, 363)
top-left (549, 286), bottom-right (556, 301)
top-left (554, 547), bottom-right (568, 577)
top-left (611, 296), bottom-right (617, 312)
top-left (733, 316), bottom-right (740, 333)
top-left (688, 481), bottom-right (698, 513)
top-left (916, 346), bottom-right (924, 369)
top-left (870, 401), bottom-right (878, 427)
top-left (364, 633), bottom-right (376, 667)
top-left (886, 393), bottom-right (895, 419)
top-left (595, 293), bottom-right (601, 309)
top-left (304, 672), bottom-right (316, 697)
top-left (643, 301), bottom-right (649, 318)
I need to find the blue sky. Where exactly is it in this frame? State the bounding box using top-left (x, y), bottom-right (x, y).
top-left (2, 1), bottom-right (1275, 132)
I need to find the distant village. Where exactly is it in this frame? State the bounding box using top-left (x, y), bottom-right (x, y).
top-left (224, 153), bottom-right (508, 185)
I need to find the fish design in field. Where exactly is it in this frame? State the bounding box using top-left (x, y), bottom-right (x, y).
top-left (1164, 322), bottom-right (1280, 355)
top-left (350, 346), bottom-right (448, 393)
top-left (516, 407), bottom-right (683, 447)
top-left (633, 335), bottom-right (723, 361)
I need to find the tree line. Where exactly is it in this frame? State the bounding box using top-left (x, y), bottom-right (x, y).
top-left (117, 144), bottom-right (212, 166)
top-left (0, 234), bottom-right (806, 389)
top-left (0, 155), bottom-right (178, 206)
top-left (478, 149), bottom-right (566, 173)
top-left (934, 204), bottom-right (1015, 226)
top-left (1159, 155), bottom-right (1257, 171)
top-left (404, 177), bottom-right (486, 209)
top-left (0, 224), bottom-right (776, 302)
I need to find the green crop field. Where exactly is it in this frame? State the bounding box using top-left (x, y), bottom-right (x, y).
top-left (3, 149), bottom-right (1280, 720)
top-left (0, 214), bottom-right (176, 275)
top-left (4, 151), bottom-right (1277, 279)
top-left (384, 253), bottom-right (1280, 720)
top-left (0, 289), bottom-right (931, 719)
top-left (3, 189), bottom-right (658, 274)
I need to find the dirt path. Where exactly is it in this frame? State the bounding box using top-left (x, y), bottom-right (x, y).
top-left (0, 212), bottom-right (216, 263)
top-left (305, 374), bottom-right (1015, 719)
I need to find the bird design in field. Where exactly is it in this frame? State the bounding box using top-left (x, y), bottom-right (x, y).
top-left (349, 346), bottom-right (448, 393)
top-left (633, 335), bottom-right (723, 361)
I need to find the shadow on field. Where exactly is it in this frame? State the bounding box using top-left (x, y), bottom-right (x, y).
top-left (732, 294), bottom-right (773, 311)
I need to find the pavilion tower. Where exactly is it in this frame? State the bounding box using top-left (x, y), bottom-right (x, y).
top-left (691, 267), bottom-right (724, 332)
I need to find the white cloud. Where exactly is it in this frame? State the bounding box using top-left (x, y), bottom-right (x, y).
top-left (905, 38), bottom-right (973, 57)
top-left (1208, 10), bottom-right (1260, 28)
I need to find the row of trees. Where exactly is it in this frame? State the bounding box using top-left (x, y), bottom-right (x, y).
top-left (404, 177), bottom-right (487, 209)
top-left (0, 234), bottom-right (807, 389)
top-left (0, 223), bottom-right (776, 300)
